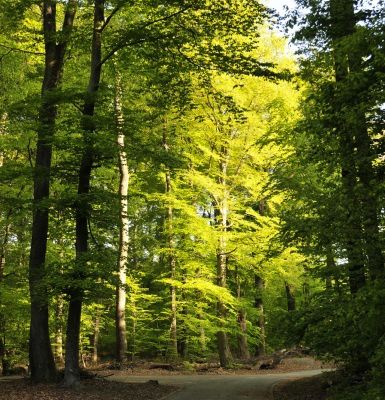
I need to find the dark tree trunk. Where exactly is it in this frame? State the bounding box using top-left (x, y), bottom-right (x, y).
top-left (64, 0), bottom-right (104, 387)
top-left (330, 0), bottom-right (383, 290)
top-left (285, 282), bottom-right (296, 312)
top-left (254, 275), bottom-right (266, 356)
top-left (29, 1), bottom-right (77, 383)
top-left (63, 294), bottom-right (82, 386)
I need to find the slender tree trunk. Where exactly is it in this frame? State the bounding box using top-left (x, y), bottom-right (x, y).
top-left (199, 322), bottom-right (207, 354)
top-left (130, 297), bottom-right (137, 362)
top-left (216, 146), bottom-right (233, 368)
top-left (64, 0), bottom-right (103, 387)
top-left (325, 247), bottom-right (339, 290)
top-left (177, 300), bottom-right (188, 358)
top-left (92, 313), bottom-right (100, 364)
top-left (0, 113), bottom-right (7, 167)
top-left (0, 241), bottom-right (5, 375)
top-left (236, 268), bottom-right (250, 360)
top-left (285, 282), bottom-right (296, 312)
top-left (163, 128), bottom-right (178, 357)
top-left (29, 1), bottom-right (77, 383)
top-left (115, 70), bottom-right (128, 364)
top-left (254, 275), bottom-right (266, 356)
top-left (54, 297), bottom-right (64, 363)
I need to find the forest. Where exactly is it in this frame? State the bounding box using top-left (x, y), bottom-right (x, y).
top-left (0, 0), bottom-right (385, 399)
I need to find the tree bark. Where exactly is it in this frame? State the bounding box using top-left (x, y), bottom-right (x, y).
top-left (92, 313), bottom-right (100, 364)
top-left (236, 268), bottom-right (250, 360)
top-left (285, 282), bottom-right (296, 312)
top-left (254, 275), bottom-right (266, 356)
top-left (0, 235), bottom-right (5, 375)
top-left (163, 128), bottom-right (178, 358)
top-left (330, 0), bottom-right (384, 290)
top-left (237, 310), bottom-right (250, 360)
top-left (29, 1), bottom-right (77, 383)
top-left (54, 296), bottom-right (64, 363)
top-left (216, 146), bottom-right (233, 368)
top-left (115, 69), bottom-right (128, 364)
top-left (64, 0), bottom-right (103, 387)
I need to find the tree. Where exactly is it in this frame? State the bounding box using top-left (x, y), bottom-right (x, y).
top-left (28, 0), bottom-right (77, 383)
top-left (114, 69), bottom-right (129, 364)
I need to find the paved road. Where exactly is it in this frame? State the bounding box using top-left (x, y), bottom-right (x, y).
top-left (108, 369), bottom-right (325, 400)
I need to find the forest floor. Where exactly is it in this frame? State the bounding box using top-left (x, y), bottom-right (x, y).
top-left (272, 370), bottom-right (339, 400)
top-left (96, 355), bottom-right (328, 376)
top-left (0, 377), bottom-right (176, 400)
top-left (0, 356), bottom-right (333, 400)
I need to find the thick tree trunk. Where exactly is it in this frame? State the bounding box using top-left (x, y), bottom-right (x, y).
top-left (64, 0), bottom-right (103, 387)
top-left (330, 0), bottom-right (383, 290)
top-left (237, 310), bottom-right (250, 360)
top-left (285, 282), bottom-right (296, 312)
top-left (29, 1), bottom-right (77, 383)
top-left (115, 70), bottom-right (128, 364)
top-left (254, 275), bottom-right (266, 356)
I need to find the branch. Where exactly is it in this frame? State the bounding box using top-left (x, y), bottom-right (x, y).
top-left (56, 0), bottom-right (78, 60)
top-left (217, 247), bottom-right (238, 256)
top-left (0, 43), bottom-right (44, 56)
top-left (27, 139), bottom-right (35, 169)
top-left (101, 5), bottom-right (122, 32)
top-left (61, 0), bottom-right (78, 33)
top-left (88, 218), bottom-right (101, 248)
top-left (100, 5), bottom-right (192, 65)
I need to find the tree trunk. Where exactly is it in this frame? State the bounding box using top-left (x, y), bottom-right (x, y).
top-left (330, 0), bottom-right (383, 290)
top-left (325, 247), bottom-right (340, 291)
top-left (236, 268), bottom-right (250, 360)
top-left (92, 313), bottom-right (100, 364)
top-left (177, 302), bottom-right (188, 358)
top-left (237, 310), bottom-right (250, 360)
top-left (64, 0), bottom-right (103, 387)
top-left (54, 297), bottom-right (64, 363)
top-left (254, 275), bottom-right (266, 356)
top-left (0, 113), bottom-right (7, 167)
top-left (0, 242), bottom-right (5, 375)
top-left (163, 128), bottom-right (178, 358)
top-left (29, 1), bottom-right (77, 383)
top-left (285, 282), bottom-right (296, 312)
top-left (115, 69), bottom-right (128, 364)
top-left (216, 146), bottom-right (233, 368)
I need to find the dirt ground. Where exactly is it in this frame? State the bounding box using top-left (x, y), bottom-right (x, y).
top-left (273, 371), bottom-right (336, 400)
top-left (98, 356), bottom-right (329, 376)
top-left (0, 357), bottom-right (332, 400)
top-left (0, 378), bottom-right (176, 400)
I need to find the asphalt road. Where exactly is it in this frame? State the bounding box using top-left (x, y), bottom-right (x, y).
top-left (108, 369), bottom-right (325, 400)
